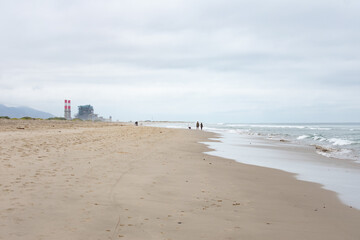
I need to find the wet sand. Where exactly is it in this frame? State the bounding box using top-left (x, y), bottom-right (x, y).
top-left (1, 119), bottom-right (360, 239)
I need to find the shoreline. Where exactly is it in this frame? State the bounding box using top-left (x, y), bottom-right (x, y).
top-left (202, 130), bottom-right (360, 210)
top-left (1, 120), bottom-right (360, 239)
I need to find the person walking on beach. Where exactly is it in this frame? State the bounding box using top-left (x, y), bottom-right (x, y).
top-left (196, 121), bottom-right (199, 129)
top-left (200, 122), bottom-right (203, 130)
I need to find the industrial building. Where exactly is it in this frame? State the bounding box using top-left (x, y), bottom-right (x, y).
top-left (75, 104), bottom-right (107, 121)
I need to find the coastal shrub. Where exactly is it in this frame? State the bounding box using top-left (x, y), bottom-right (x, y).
top-left (48, 117), bottom-right (67, 120)
top-left (72, 118), bottom-right (83, 121)
top-left (0, 116), bottom-right (10, 119)
top-left (20, 116), bottom-right (35, 120)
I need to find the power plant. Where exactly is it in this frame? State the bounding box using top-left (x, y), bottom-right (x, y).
top-left (63, 100), bottom-right (111, 121)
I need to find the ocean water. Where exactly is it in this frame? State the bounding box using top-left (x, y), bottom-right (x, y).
top-left (146, 122), bottom-right (360, 209)
top-left (207, 123), bottom-right (360, 163)
top-left (149, 122), bottom-right (360, 162)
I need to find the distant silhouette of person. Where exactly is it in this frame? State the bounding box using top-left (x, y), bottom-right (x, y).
top-left (196, 121), bottom-right (199, 129)
top-left (135, 121), bottom-right (138, 126)
top-left (200, 122), bottom-right (203, 130)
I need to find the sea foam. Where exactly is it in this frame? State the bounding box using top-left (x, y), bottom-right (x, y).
top-left (297, 135), bottom-right (309, 140)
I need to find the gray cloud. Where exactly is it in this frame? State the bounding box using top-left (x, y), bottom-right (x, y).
top-left (0, 0), bottom-right (359, 122)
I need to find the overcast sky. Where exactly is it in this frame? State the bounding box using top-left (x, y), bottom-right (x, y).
top-left (0, 0), bottom-right (359, 122)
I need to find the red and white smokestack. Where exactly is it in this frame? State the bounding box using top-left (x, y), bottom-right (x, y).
top-left (68, 100), bottom-right (71, 120)
top-left (64, 99), bottom-right (71, 120)
top-left (64, 100), bottom-right (67, 119)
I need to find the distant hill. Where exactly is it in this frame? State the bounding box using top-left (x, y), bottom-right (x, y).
top-left (0, 104), bottom-right (55, 119)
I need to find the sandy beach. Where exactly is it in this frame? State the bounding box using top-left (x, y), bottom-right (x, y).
top-left (1, 119), bottom-right (360, 240)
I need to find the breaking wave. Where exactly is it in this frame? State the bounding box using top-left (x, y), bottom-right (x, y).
top-left (328, 138), bottom-right (354, 146)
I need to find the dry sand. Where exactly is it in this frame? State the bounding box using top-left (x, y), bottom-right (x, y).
top-left (1, 119), bottom-right (360, 240)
